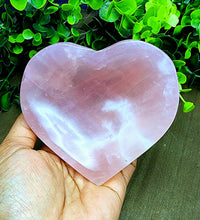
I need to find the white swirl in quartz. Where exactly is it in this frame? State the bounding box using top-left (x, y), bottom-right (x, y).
top-left (158, 57), bottom-right (174, 75)
top-left (31, 98), bottom-right (153, 170)
top-left (101, 99), bottom-right (152, 148)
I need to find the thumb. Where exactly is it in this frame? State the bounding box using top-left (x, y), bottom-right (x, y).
top-left (1, 114), bottom-right (37, 150)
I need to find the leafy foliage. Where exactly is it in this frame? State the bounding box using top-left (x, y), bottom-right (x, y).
top-left (0, 0), bottom-right (199, 112)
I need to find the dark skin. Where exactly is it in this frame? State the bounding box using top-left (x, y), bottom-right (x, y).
top-left (0, 114), bottom-right (136, 220)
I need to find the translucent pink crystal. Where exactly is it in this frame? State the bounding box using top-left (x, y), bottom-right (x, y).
top-left (20, 40), bottom-right (179, 185)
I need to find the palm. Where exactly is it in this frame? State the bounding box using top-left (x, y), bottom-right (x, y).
top-left (0, 115), bottom-right (136, 220)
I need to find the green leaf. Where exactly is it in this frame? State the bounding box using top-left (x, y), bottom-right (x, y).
top-left (191, 19), bottom-right (200, 29)
top-left (73, 7), bottom-right (82, 20)
top-left (57, 23), bottom-right (70, 38)
top-left (71, 28), bottom-right (79, 37)
top-left (34, 33), bottom-right (42, 42)
top-left (146, 37), bottom-right (162, 47)
top-left (181, 16), bottom-right (191, 27)
top-left (114, 0), bottom-right (137, 15)
top-left (173, 60), bottom-right (186, 68)
top-left (185, 32), bottom-right (192, 47)
top-left (157, 5), bottom-right (167, 19)
top-left (46, 27), bottom-right (55, 38)
top-left (0, 35), bottom-right (7, 47)
top-left (189, 41), bottom-right (198, 49)
top-left (183, 102), bottom-right (195, 113)
top-left (32, 38), bottom-right (42, 46)
top-left (185, 49), bottom-right (191, 59)
top-left (143, 6), bottom-right (156, 24)
top-left (0, 0), bottom-right (5, 7)
top-left (3, 8), bottom-right (13, 26)
top-left (86, 31), bottom-right (92, 46)
top-left (132, 33), bottom-right (140, 40)
top-left (39, 14), bottom-right (50, 25)
top-left (0, 92), bottom-right (11, 111)
top-left (48, 0), bottom-right (59, 6)
top-left (89, 0), bottom-right (103, 10)
top-left (92, 39), bottom-right (107, 50)
top-left (68, 0), bottom-right (80, 8)
top-left (99, 0), bottom-right (120, 22)
top-left (67, 15), bottom-right (76, 25)
top-left (61, 3), bottom-right (73, 11)
top-left (8, 35), bottom-right (16, 43)
top-left (16, 34), bottom-right (24, 43)
top-left (44, 6), bottom-right (58, 15)
top-left (180, 89), bottom-right (192, 93)
top-left (163, 23), bottom-right (171, 30)
top-left (133, 22), bottom-right (143, 34)
top-left (29, 50), bottom-right (37, 58)
top-left (33, 23), bottom-right (48, 33)
top-left (10, 0), bottom-right (27, 11)
top-left (191, 9), bottom-right (200, 20)
top-left (31, 0), bottom-right (47, 9)
top-left (1, 12), bottom-right (6, 21)
top-left (49, 31), bottom-right (60, 44)
top-left (167, 14), bottom-right (179, 27)
top-left (177, 38), bottom-right (183, 48)
top-left (13, 45), bottom-right (23, 54)
top-left (141, 30), bottom-right (151, 39)
top-left (177, 72), bottom-right (187, 84)
top-left (115, 21), bottom-right (132, 38)
top-left (173, 25), bottom-right (182, 35)
top-left (147, 16), bottom-right (161, 34)
top-left (121, 15), bottom-right (134, 29)
top-left (22, 29), bottom-right (34, 40)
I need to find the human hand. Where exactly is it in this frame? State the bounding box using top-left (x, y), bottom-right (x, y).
top-left (0, 114), bottom-right (136, 220)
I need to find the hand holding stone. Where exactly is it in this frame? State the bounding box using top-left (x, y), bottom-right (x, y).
top-left (0, 114), bottom-right (136, 220)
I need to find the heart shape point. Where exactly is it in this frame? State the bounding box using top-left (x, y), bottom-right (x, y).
top-left (20, 40), bottom-right (179, 185)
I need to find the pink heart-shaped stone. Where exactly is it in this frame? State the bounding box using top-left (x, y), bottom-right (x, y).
top-left (20, 40), bottom-right (179, 185)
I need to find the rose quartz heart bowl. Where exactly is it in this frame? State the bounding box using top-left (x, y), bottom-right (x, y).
top-left (20, 40), bottom-right (179, 185)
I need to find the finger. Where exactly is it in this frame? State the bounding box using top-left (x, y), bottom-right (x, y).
top-left (40, 145), bottom-right (56, 155)
top-left (120, 160), bottom-right (137, 185)
top-left (104, 160), bottom-right (137, 202)
top-left (2, 114), bottom-right (37, 149)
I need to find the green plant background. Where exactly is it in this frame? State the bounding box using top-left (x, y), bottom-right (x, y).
top-left (0, 0), bottom-right (199, 112)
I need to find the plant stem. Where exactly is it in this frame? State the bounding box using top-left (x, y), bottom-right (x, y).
top-left (179, 94), bottom-right (186, 103)
top-left (0, 66), bottom-right (16, 91)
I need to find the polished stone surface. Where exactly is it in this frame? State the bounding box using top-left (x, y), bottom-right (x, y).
top-left (20, 40), bottom-right (179, 185)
